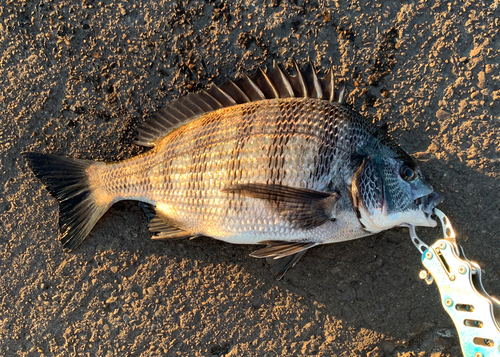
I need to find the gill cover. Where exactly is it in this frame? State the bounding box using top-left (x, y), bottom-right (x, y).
top-left (351, 156), bottom-right (385, 232)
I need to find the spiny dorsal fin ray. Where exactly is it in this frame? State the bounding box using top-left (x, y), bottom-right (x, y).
top-left (287, 58), bottom-right (308, 97)
top-left (337, 83), bottom-right (346, 104)
top-left (135, 59), bottom-right (349, 147)
top-left (266, 60), bottom-right (294, 98)
top-left (234, 73), bottom-right (266, 101)
top-left (320, 65), bottom-right (335, 102)
top-left (177, 95), bottom-right (205, 114)
top-left (196, 90), bottom-right (223, 111)
top-left (206, 85), bottom-right (237, 107)
top-left (303, 59), bottom-right (323, 99)
top-left (251, 67), bottom-right (279, 99)
top-left (218, 79), bottom-right (251, 103)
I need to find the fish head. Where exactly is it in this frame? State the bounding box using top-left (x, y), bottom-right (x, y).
top-left (351, 155), bottom-right (442, 233)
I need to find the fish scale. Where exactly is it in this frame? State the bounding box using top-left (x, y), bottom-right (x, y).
top-left (23, 60), bottom-right (441, 278)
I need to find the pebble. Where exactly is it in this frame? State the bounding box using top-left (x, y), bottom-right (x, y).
top-left (106, 296), bottom-right (117, 304)
top-left (110, 266), bottom-right (119, 273)
top-left (477, 71), bottom-right (486, 89)
top-left (470, 91), bottom-right (481, 99)
top-left (436, 109), bottom-right (451, 120)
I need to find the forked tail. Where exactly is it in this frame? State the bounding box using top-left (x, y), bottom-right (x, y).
top-left (23, 152), bottom-right (111, 250)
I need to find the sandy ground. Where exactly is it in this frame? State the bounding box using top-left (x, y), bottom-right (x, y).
top-left (1, 0), bottom-right (499, 356)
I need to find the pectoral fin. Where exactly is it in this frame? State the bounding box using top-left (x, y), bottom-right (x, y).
top-left (222, 183), bottom-right (340, 229)
top-left (251, 240), bottom-right (317, 279)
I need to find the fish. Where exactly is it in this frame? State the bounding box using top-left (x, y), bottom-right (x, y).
top-left (23, 59), bottom-right (442, 279)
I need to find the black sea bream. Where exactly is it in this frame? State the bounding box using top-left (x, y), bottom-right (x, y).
top-left (24, 60), bottom-right (442, 278)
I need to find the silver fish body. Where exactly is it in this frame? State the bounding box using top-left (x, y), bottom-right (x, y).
top-left (24, 60), bottom-right (441, 278)
top-left (96, 98), bottom-right (372, 243)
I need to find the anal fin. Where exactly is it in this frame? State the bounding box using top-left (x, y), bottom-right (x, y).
top-left (143, 205), bottom-right (194, 240)
top-left (138, 202), bottom-right (156, 222)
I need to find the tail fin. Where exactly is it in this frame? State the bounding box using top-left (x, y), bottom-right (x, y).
top-left (23, 152), bottom-right (110, 250)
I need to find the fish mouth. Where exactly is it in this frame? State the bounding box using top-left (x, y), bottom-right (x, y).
top-left (414, 192), bottom-right (443, 222)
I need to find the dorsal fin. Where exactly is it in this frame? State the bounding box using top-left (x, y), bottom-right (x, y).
top-left (320, 65), bottom-right (336, 102)
top-left (303, 59), bottom-right (323, 99)
top-left (266, 61), bottom-right (294, 98)
top-left (251, 68), bottom-right (279, 99)
top-left (218, 79), bottom-right (251, 103)
top-left (135, 59), bottom-right (348, 147)
top-left (288, 58), bottom-right (308, 97)
top-left (234, 73), bottom-right (266, 101)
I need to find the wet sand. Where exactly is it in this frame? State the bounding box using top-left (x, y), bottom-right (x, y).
top-left (1, 0), bottom-right (499, 355)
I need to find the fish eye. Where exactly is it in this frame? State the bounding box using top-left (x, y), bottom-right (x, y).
top-left (400, 163), bottom-right (416, 181)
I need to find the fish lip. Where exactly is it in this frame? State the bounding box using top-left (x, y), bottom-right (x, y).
top-left (414, 192), bottom-right (443, 217)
